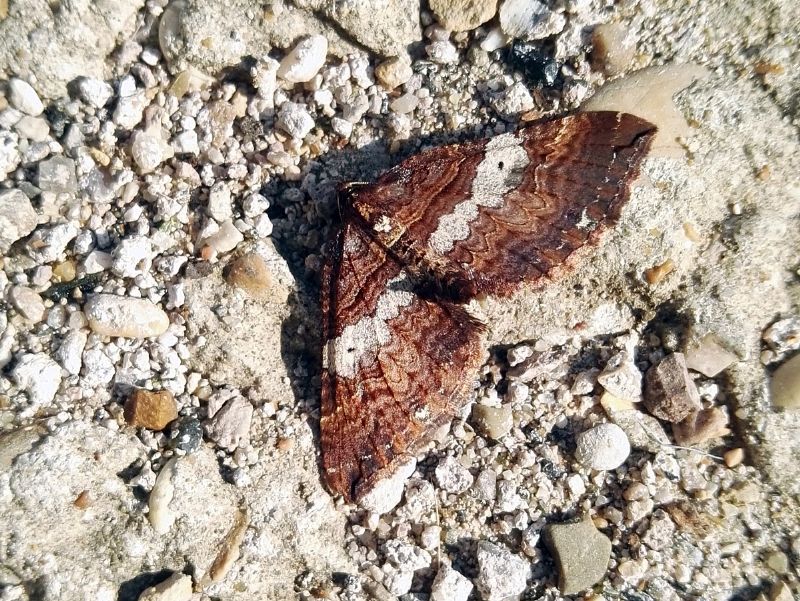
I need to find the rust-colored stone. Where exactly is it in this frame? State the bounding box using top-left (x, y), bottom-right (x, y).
top-left (124, 389), bottom-right (178, 431)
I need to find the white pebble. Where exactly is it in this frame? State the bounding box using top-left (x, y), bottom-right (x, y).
top-left (435, 456), bottom-right (473, 494)
top-left (84, 294), bottom-right (170, 338)
top-left (56, 330), bottom-right (88, 375)
top-left (9, 286), bottom-right (45, 323)
top-left (499, 0), bottom-right (566, 40)
top-left (81, 348), bottom-right (116, 387)
top-left (390, 93), bottom-right (419, 114)
top-left (277, 102), bottom-right (315, 139)
top-left (172, 130), bottom-right (199, 155)
top-left (8, 78), bottom-right (44, 116)
top-left (200, 219), bottom-right (243, 255)
top-left (77, 77), bottom-right (114, 108)
top-left (431, 563), bottom-right (473, 601)
top-left (359, 457), bottom-right (416, 514)
top-left (130, 127), bottom-right (174, 173)
top-left (242, 192), bottom-right (269, 218)
top-left (0, 130), bottom-right (21, 178)
top-left (426, 40), bottom-right (459, 64)
top-left (111, 236), bottom-right (154, 278)
top-left (277, 35), bottom-right (328, 83)
top-left (330, 117), bottom-right (353, 138)
top-left (207, 181), bottom-right (233, 222)
top-left (575, 423), bottom-right (631, 471)
top-left (0, 189), bottom-right (38, 253)
top-left (12, 353), bottom-right (62, 405)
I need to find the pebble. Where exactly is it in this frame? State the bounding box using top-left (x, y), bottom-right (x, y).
top-left (672, 407), bottom-right (730, 445)
top-left (644, 353), bottom-right (702, 422)
top-left (475, 541), bottom-right (530, 601)
top-left (389, 92), bottom-right (418, 114)
top-left (276, 102), bottom-right (315, 139)
top-left (499, 0), bottom-right (566, 40)
top-left (471, 404), bottom-right (513, 440)
top-left (172, 130), bottom-right (199, 155)
top-left (277, 35), bottom-right (328, 83)
top-left (330, 117), bottom-right (353, 138)
top-left (763, 317), bottom-right (800, 355)
top-left (149, 457), bottom-right (177, 534)
top-left (8, 78), bottom-right (44, 115)
top-left (684, 333), bottom-right (738, 377)
top-left (131, 127), bottom-right (174, 173)
top-left (15, 115), bottom-right (49, 141)
top-left (113, 90), bottom-right (148, 129)
top-left (209, 508), bottom-right (249, 582)
top-left (12, 353), bottom-right (62, 405)
top-left (81, 348), bottom-right (116, 387)
top-left (430, 0), bottom-right (497, 31)
top-left (490, 81), bottom-right (534, 117)
top-left (434, 456), bottom-right (474, 494)
top-left (770, 353), bottom-right (800, 408)
top-left (359, 456), bottom-right (416, 513)
top-left (200, 220), bottom-right (244, 256)
top-left (480, 26), bottom-right (510, 51)
top-left (225, 252), bottom-right (272, 299)
top-left (0, 130), bottom-right (21, 178)
top-left (430, 563), bottom-right (473, 601)
top-left (426, 40), bottom-right (460, 64)
top-left (84, 294), bottom-right (170, 338)
top-left (137, 572), bottom-right (193, 601)
top-left (37, 156), bottom-right (78, 194)
top-left (27, 223), bottom-right (79, 263)
top-left (55, 330), bottom-right (88, 375)
top-left (76, 77), bottom-right (114, 108)
top-left (204, 395), bottom-right (253, 450)
top-left (575, 423), bottom-right (630, 470)
top-left (642, 510), bottom-right (676, 550)
top-left (0, 188), bottom-right (38, 253)
top-left (125, 389), bottom-right (179, 431)
top-left (169, 418), bottom-right (203, 453)
top-left (591, 23), bottom-right (636, 76)
top-left (9, 286), bottom-right (45, 323)
top-left (242, 192), bottom-right (269, 218)
top-left (724, 447), bottom-right (745, 467)
top-left (112, 235), bottom-right (154, 278)
top-left (384, 539), bottom-right (431, 571)
top-left (207, 181), bottom-right (233, 222)
top-left (375, 56), bottom-right (413, 90)
top-left (597, 351), bottom-right (642, 402)
top-left (769, 581), bottom-right (793, 601)
top-left (545, 516), bottom-right (612, 594)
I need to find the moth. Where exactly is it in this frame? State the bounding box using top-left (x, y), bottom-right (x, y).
top-left (319, 111), bottom-right (656, 502)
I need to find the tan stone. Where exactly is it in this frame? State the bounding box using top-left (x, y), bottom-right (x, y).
top-left (225, 252), bottom-right (273, 299)
top-left (124, 389), bottom-right (178, 430)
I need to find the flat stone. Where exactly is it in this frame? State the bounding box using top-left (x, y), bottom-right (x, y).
top-left (684, 333), bottom-right (738, 377)
top-left (471, 404), bottom-right (513, 440)
top-left (644, 353), bottom-right (702, 422)
top-left (430, 0), bottom-right (497, 31)
top-left (84, 294), bottom-right (170, 338)
top-left (672, 407), bottom-right (731, 445)
top-left (225, 252), bottom-right (273, 299)
top-left (206, 181), bottom-right (232, 222)
top-left (14, 115), bottom-right (49, 141)
top-left (607, 407), bottom-right (670, 453)
top-left (545, 516), bottom-right (612, 595)
top-left (26, 223), bottom-right (79, 263)
top-left (37, 156), bottom-right (78, 194)
top-left (0, 189), bottom-right (38, 253)
top-left (475, 541), bottom-right (530, 601)
top-left (130, 127), bottom-right (174, 173)
top-left (575, 423), bottom-right (630, 470)
top-left (125, 389), bottom-right (179, 431)
top-left (7, 78), bottom-right (44, 115)
top-left (771, 353), bottom-right (800, 409)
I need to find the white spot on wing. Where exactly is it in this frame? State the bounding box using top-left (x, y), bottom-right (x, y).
top-left (428, 133), bottom-right (530, 255)
top-left (327, 273), bottom-right (415, 379)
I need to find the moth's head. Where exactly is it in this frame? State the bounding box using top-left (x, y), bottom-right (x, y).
top-left (341, 182), bottom-right (407, 247)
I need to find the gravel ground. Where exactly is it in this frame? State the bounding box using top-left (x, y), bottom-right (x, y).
top-left (0, 1), bottom-right (799, 600)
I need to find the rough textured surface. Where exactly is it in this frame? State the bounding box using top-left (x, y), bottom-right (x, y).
top-left (644, 352), bottom-right (702, 422)
top-left (545, 517), bottom-right (613, 594)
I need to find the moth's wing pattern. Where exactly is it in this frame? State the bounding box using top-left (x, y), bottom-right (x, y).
top-left (347, 111), bottom-right (656, 299)
top-left (319, 222), bottom-right (484, 502)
